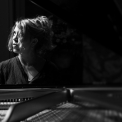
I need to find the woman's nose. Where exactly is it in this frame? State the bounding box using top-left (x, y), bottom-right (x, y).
top-left (14, 38), bottom-right (18, 43)
top-left (13, 36), bottom-right (18, 43)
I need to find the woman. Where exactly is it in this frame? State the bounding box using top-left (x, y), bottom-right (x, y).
top-left (0, 16), bottom-right (59, 85)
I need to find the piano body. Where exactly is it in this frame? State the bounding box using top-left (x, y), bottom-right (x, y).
top-left (1, 0), bottom-right (122, 121)
top-left (0, 86), bottom-right (122, 122)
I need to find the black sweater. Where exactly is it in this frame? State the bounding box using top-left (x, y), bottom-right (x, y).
top-left (0, 56), bottom-right (59, 85)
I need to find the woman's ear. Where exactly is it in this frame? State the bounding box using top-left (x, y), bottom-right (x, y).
top-left (31, 38), bottom-right (38, 47)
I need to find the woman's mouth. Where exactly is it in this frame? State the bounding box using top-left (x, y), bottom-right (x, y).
top-left (13, 44), bottom-right (18, 47)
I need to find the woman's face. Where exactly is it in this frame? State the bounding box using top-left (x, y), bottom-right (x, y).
top-left (12, 26), bottom-right (32, 55)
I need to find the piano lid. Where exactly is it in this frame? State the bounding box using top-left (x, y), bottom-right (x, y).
top-left (28, 0), bottom-right (122, 55)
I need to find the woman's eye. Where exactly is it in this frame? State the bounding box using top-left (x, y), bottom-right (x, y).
top-left (18, 32), bottom-right (23, 37)
top-left (13, 31), bottom-right (16, 36)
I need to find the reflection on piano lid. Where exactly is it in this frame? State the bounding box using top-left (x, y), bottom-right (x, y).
top-left (28, 0), bottom-right (122, 55)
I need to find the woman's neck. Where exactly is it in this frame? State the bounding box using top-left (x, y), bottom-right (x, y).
top-left (18, 54), bottom-right (46, 73)
top-left (18, 54), bottom-right (35, 66)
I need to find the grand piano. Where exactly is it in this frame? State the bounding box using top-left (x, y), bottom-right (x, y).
top-left (1, 0), bottom-right (122, 121)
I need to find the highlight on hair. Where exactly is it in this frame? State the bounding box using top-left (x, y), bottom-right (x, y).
top-left (7, 16), bottom-right (54, 55)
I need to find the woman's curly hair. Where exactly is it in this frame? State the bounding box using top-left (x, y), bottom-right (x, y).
top-left (8, 16), bottom-right (54, 55)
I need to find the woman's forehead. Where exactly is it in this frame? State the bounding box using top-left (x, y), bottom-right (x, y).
top-left (14, 22), bottom-right (24, 33)
top-left (14, 24), bottom-right (25, 35)
top-left (14, 26), bottom-right (20, 32)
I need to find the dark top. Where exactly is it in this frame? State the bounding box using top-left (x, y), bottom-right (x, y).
top-left (0, 56), bottom-right (59, 85)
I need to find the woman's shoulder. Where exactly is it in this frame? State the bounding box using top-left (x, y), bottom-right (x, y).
top-left (0, 56), bottom-right (17, 68)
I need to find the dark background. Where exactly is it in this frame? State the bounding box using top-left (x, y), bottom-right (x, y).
top-left (1, 0), bottom-right (122, 86)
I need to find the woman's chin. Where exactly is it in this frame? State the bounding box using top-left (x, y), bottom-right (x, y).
top-left (13, 49), bottom-right (19, 54)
